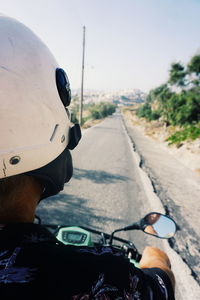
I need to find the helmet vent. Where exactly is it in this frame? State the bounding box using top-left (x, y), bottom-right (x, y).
top-left (10, 156), bottom-right (21, 165)
top-left (50, 124), bottom-right (59, 142)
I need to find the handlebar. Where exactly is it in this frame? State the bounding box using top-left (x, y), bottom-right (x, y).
top-left (43, 224), bottom-right (141, 261)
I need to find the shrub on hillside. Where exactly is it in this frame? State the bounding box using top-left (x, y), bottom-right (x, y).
top-left (136, 103), bottom-right (160, 121)
top-left (89, 102), bottom-right (116, 120)
top-left (136, 53), bottom-right (200, 144)
top-left (166, 124), bottom-right (200, 145)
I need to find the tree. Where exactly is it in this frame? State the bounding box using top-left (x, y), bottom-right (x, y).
top-left (187, 55), bottom-right (200, 75)
top-left (168, 62), bottom-right (186, 87)
top-left (152, 84), bottom-right (174, 124)
top-left (137, 53), bottom-right (200, 130)
top-left (187, 54), bottom-right (200, 86)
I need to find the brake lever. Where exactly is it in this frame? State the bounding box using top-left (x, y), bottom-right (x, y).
top-left (122, 244), bottom-right (141, 262)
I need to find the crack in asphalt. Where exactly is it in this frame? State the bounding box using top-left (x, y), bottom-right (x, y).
top-left (122, 116), bottom-right (200, 285)
top-left (139, 160), bottom-right (200, 284)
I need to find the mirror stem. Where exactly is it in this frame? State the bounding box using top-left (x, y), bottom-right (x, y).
top-left (109, 222), bottom-right (141, 245)
top-left (109, 228), bottom-right (122, 245)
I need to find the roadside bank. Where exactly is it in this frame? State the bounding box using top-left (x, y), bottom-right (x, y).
top-left (121, 110), bottom-right (200, 289)
top-left (121, 108), bottom-right (200, 175)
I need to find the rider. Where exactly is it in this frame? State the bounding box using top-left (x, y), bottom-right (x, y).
top-left (0, 15), bottom-right (175, 299)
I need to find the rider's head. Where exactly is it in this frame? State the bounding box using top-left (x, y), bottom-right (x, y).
top-left (0, 15), bottom-right (81, 205)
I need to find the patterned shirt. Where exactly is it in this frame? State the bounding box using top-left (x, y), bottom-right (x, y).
top-left (0, 223), bottom-right (175, 299)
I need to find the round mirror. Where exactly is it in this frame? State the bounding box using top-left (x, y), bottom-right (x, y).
top-left (143, 213), bottom-right (177, 239)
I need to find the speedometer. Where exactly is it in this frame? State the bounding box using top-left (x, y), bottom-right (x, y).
top-left (56, 226), bottom-right (93, 246)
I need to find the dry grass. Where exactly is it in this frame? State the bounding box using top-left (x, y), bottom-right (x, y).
top-left (81, 118), bottom-right (104, 129)
top-left (122, 107), bottom-right (166, 140)
top-left (121, 106), bottom-right (179, 142)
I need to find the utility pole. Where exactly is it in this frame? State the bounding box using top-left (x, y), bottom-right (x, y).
top-left (79, 26), bottom-right (86, 125)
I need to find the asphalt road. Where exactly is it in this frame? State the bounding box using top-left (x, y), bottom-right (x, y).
top-left (37, 113), bottom-right (164, 253)
top-left (36, 112), bottom-right (200, 299)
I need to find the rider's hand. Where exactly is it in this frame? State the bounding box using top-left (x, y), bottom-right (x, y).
top-left (139, 246), bottom-right (175, 290)
top-left (144, 225), bottom-right (158, 236)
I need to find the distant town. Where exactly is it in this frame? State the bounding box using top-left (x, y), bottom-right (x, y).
top-left (72, 88), bottom-right (146, 106)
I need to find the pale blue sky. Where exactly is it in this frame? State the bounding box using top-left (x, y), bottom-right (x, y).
top-left (0, 0), bottom-right (199, 92)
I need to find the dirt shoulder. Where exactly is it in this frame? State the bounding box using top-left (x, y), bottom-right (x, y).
top-left (81, 118), bottom-right (105, 129)
top-left (121, 107), bottom-right (200, 175)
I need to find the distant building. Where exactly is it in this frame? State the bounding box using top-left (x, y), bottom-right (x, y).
top-left (71, 88), bottom-right (146, 105)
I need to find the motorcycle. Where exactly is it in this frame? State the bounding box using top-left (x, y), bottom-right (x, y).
top-left (36, 212), bottom-right (177, 268)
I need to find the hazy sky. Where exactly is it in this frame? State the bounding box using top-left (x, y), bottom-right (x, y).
top-left (0, 0), bottom-right (199, 93)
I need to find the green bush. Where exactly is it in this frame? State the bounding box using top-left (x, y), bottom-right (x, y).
top-left (165, 91), bottom-right (200, 126)
top-left (89, 102), bottom-right (116, 120)
top-left (136, 103), bottom-right (160, 121)
top-left (166, 124), bottom-right (200, 145)
top-left (136, 53), bottom-right (200, 142)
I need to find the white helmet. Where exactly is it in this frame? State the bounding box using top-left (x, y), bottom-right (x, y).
top-left (0, 15), bottom-right (81, 199)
